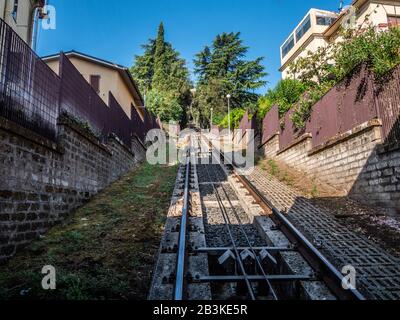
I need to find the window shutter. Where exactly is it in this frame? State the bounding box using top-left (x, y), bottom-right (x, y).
top-left (90, 75), bottom-right (100, 93)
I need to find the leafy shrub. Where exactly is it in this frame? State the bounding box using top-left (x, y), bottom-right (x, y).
top-left (334, 27), bottom-right (400, 79)
top-left (219, 108), bottom-right (246, 129)
top-left (291, 80), bottom-right (335, 129)
top-left (288, 26), bottom-right (400, 129)
top-left (258, 79), bottom-right (308, 120)
top-left (212, 113), bottom-right (224, 126)
top-left (146, 89), bottom-right (183, 122)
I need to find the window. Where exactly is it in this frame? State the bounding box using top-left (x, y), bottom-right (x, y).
top-left (316, 15), bottom-right (336, 26)
top-left (90, 75), bottom-right (101, 93)
top-left (295, 14), bottom-right (311, 42)
top-left (281, 34), bottom-right (295, 58)
top-left (11, 0), bottom-right (18, 22)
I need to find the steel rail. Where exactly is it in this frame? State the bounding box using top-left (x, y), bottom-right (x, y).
top-left (204, 135), bottom-right (279, 300)
top-left (195, 247), bottom-right (294, 253)
top-left (174, 151), bottom-right (191, 300)
top-left (202, 133), bottom-right (366, 301)
top-left (204, 160), bottom-right (257, 300)
top-left (235, 173), bottom-right (366, 301)
top-left (218, 169), bottom-right (279, 300)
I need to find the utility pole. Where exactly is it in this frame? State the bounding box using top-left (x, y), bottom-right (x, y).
top-left (339, 0), bottom-right (344, 13)
top-left (226, 94), bottom-right (231, 140)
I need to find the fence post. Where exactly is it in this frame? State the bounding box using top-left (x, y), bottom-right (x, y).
top-left (371, 68), bottom-right (383, 140)
top-left (58, 52), bottom-right (64, 118)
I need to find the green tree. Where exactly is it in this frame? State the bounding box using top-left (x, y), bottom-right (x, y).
top-left (130, 39), bottom-right (156, 94)
top-left (193, 32), bottom-right (267, 126)
top-left (193, 46), bottom-right (212, 85)
top-left (219, 108), bottom-right (246, 129)
top-left (131, 23), bottom-right (191, 123)
top-left (257, 79), bottom-right (308, 119)
top-left (287, 25), bottom-right (400, 129)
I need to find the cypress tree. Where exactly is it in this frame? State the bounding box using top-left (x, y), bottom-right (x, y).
top-left (131, 23), bottom-right (191, 123)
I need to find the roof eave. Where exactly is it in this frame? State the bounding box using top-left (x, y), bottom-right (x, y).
top-left (42, 50), bottom-right (145, 107)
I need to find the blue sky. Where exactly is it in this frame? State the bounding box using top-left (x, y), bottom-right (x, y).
top-left (37, 0), bottom-right (349, 93)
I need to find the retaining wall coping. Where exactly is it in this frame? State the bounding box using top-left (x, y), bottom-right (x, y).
top-left (58, 117), bottom-right (112, 156)
top-left (258, 132), bottom-right (280, 149)
top-left (277, 133), bottom-right (312, 155)
top-left (108, 133), bottom-right (137, 158)
top-left (0, 116), bottom-right (60, 153)
top-left (132, 134), bottom-right (147, 150)
top-left (308, 119), bottom-right (382, 157)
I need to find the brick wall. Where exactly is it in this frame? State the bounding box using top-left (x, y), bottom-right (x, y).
top-left (261, 135), bottom-right (280, 159)
top-left (0, 116), bottom-right (146, 262)
top-left (350, 144), bottom-right (400, 214)
top-left (276, 134), bottom-right (312, 171)
top-left (262, 119), bottom-right (399, 214)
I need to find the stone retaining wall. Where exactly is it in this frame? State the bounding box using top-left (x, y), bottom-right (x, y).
top-left (0, 116), bottom-right (146, 262)
top-left (261, 119), bottom-right (399, 214)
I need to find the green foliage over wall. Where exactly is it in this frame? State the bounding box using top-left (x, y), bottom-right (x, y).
top-left (260, 26), bottom-right (400, 129)
top-left (219, 108), bottom-right (246, 129)
top-left (334, 27), bottom-right (400, 80)
top-left (257, 79), bottom-right (307, 120)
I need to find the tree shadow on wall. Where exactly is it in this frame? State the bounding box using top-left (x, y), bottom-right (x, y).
top-left (349, 93), bottom-right (400, 216)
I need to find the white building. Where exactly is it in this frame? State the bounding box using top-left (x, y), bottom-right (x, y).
top-left (280, 0), bottom-right (400, 79)
top-left (0, 0), bottom-right (45, 46)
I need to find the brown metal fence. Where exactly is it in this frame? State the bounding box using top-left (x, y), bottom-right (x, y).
top-left (239, 111), bottom-right (250, 132)
top-left (261, 105), bottom-right (280, 145)
top-left (261, 63), bottom-right (400, 151)
top-left (238, 110), bottom-right (259, 140)
top-left (0, 18), bottom-right (60, 140)
top-left (375, 66), bottom-right (400, 144)
top-left (108, 92), bottom-right (133, 146)
top-left (130, 105), bottom-right (146, 142)
top-left (279, 108), bottom-right (304, 150)
top-left (0, 18), bottom-right (159, 147)
top-left (59, 51), bottom-right (159, 145)
top-left (59, 53), bottom-right (110, 141)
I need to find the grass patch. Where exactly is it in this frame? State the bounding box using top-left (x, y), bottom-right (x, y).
top-left (267, 159), bottom-right (279, 176)
top-left (259, 158), bottom-right (339, 198)
top-left (0, 162), bottom-right (178, 300)
top-left (265, 159), bottom-right (293, 186)
top-left (311, 184), bottom-right (319, 198)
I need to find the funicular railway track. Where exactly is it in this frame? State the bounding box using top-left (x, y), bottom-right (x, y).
top-left (150, 133), bottom-right (366, 301)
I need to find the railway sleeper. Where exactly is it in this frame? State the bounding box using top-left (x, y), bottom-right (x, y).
top-left (215, 151), bottom-right (337, 300)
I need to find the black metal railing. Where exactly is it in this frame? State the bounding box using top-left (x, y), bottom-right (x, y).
top-left (0, 18), bottom-right (159, 147)
top-left (0, 18), bottom-right (60, 140)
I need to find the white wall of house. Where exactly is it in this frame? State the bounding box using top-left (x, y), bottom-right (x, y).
top-left (280, 9), bottom-right (337, 79)
top-left (280, 0), bottom-right (400, 79)
top-left (0, 0), bottom-right (41, 45)
top-left (281, 36), bottom-right (328, 79)
top-left (357, 1), bottom-right (400, 28)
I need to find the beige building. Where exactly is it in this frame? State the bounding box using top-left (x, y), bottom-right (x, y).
top-left (0, 0), bottom-right (44, 45)
top-left (280, 0), bottom-right (400, 79)
top-left (43, 51), bottom-right (145, 120)
top-left (324, 0), bottom-right (400, 41)
top-left (280, 8), bottom-right (338, 79)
